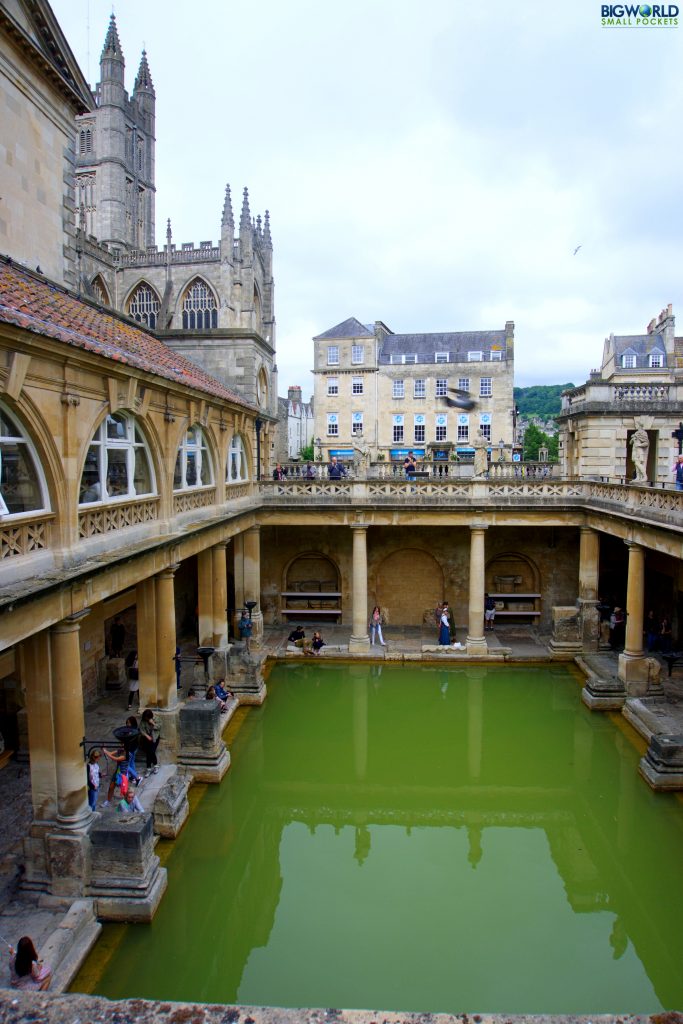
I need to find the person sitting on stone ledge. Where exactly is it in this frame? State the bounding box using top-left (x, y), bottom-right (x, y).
top-left (287, 625), bottom-right (310, 650)
top-left (9, 937), bottom-right (51, 991)
top-left (214, 679), bottom-right (234, 704)
top-left (206, 684), bottom-right (228, 713)
top-left (310, 631), bottom-right (326, 655)
top-left (117, 789), bottom-right (144, 813)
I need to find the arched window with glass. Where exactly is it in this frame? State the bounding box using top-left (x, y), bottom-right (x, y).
top-left (127, 282), bottom-right (161, 329)
top-left (182, 278), bottom-right (218, 330)
top-left (79, 413), bottom-right (155, 505)
top-left (0, 405), bottom-right (49, 516)
top-left (226, 434), bottom-right (248, 484)
top-left (174, 425), bottom-right (213, 491)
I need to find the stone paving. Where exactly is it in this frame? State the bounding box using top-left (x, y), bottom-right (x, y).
top-left (1, 625), bottom-right (682, 996)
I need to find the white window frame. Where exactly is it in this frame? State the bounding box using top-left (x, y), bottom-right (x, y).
top-left (351, 413), bottom-right (364, 435)
top-left (622, 353), bottom-right (636, 369)
top-left (392, 380), bottom-right (405, 399)
top-left (351, 345), bottom-right (364, 365)
top-left (327, 377), bottom-right (339, 396)
top-left (435, 352), bottom-right (449, 364)
top-left (79, 413), bottom-right (156, 505)
top-left (393, 415), bottom-right (404, 444)
top-left (490, 350), bottom-right (502, 361)
top-left (649, 351), bottom-right (663, 368)
top-left (327, 346), bottom-right (339, 366)
top-left (352, 377), bottom-right (364, 395)
top-left (435, 378), bottom-right (447, 398)
top-left (227, 434), bottom-right (248, 483)
top-left (435, 422), bottom-right (447, 442)
top-left (327, 413), bottom-right (339, 437)
top-left (458, 377), bottom-right (470, 392)
top-left (414, 415), bottom-right (425, 444)
top-left (457, 422), bottom-right (469, 442)
top-left (174, 425), bottom-right (214, 491)
top-left (480, 378), bottom-right (493, 398)
top-left (468, 351), bottom-right (483, 362)
top-left (414, 378), bottom-right (426, 399)
top-left (404, 354), bottom-right (417, 364)
top-left (0, 404), bottom-right (49, 517)
top-left (480, 422), bottom-right (492, 441)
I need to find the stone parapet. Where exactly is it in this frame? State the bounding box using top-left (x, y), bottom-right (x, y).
top-left (177, 701), bottom-right (230, 782)
top-left (88, 814), bottom-right (167, 922)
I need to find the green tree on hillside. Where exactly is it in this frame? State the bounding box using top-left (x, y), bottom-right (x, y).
top-left (523, 423), bottom-right (559, 461)
top-left (514, 383), bottom-right (574, 419)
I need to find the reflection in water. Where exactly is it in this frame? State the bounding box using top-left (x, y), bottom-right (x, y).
top-left (73, 662), bottom-right (683, 1013)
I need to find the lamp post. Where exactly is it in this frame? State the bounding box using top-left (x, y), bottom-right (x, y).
top-left (254, 418), bottom-right (262, 480)
top-left (315, 436), bottom-right (323, 462)
top-left (498, 438), bottom-right (506, 462)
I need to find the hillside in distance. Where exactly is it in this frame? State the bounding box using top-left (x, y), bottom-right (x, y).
top-left (514, 383), bottom-right (575, 419)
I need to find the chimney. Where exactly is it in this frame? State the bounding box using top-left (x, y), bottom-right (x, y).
top-left (288, 385), bottom-right (302, 403)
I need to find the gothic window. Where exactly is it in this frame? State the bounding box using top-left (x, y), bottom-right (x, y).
top-left (91, 276), bottom-right (110, 306)
top-left (480, 378), bottom-right (493, 397)
top-left (227, 434), bottom-right (248, 484)
top-left (254, 286), bottom-right (262, 330)
top-left (127, 283), bottom-right (161, 329)
top-left (182, 279), bottom-right (218, 330)
top-left (174, 425), bottom-right (213, 491)
top-left (257, 368), bottom-right (268, 406)
top-left (76, 173), bottom-right (96, 235)
top-left (137, 141), bottom-right (144, 173)
top-left (79, 413), bottom-right (155, 505)
top-left (137, 186), bottom-right (145, 245)
top-left (0, 404), bottom-right (48, 516)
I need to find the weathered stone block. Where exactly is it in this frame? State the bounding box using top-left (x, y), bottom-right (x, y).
top-left (639, 733), bottom-right (683, 790)
top-left (177, 701), bottom-right (230, 782)
top-left (549, 606), bottom-right (582, 656)
top-left (88, 814), bottom-right (167, 921)
top-left (46, 832), bottom-right (90, 897)
top-left (105, 657), bottom-right (126, 690)
top-left (152, 769), bottom-right (192, 838)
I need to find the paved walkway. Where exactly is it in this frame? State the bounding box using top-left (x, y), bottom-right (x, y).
top-left (1, 626), bottom-right (682, 991)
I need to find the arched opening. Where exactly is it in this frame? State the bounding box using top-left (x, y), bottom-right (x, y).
top-left (174, 425), bottom-right (214, 490)
top-left (90, 275), bottom-right (110, 306)
top-left (181, 278), bottom-right (218, 330)
top-left (79, 413), bottom-right (156, 505)
top-left (282, 553), bottom-right (341, 622)
top-left (226, 434), bottom-right (248, 484)
top-left (0, 403), bottom-right (49, 516)
top-left (485, 551), bottom-right (541, 622)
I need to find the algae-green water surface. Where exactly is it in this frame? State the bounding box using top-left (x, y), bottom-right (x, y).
top-left (74, 662), bottom-right (683, 1012)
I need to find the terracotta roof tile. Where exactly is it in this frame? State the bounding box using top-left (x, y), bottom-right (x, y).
top-left (0, 258), bottom-right (256, 410)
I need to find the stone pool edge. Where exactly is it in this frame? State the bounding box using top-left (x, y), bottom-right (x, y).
top-left (0, 991), bottom-right (672, 1024)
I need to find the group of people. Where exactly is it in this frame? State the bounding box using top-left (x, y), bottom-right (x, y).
top-left (86, 708), bottom-right (161, 813)
top-left (287, 625), bottom-right (326, 655)
top-left (273, 462), bottom-right (317, 480)
top-left (189, 679), bottom-right (235, 712)
top-left (644, 610), bottom-right (674, 653)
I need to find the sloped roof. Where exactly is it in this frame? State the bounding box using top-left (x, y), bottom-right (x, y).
top-left (379, 330), bottom-right (507, 364)
top-left (612, 334), bottom-right (665, 354)
top-left (314, 317), bottom-right (374, 341)
top-left (0, 258), bottom-right (255, 409)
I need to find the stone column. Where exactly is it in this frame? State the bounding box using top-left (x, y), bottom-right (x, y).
top-left (619, 541), bottom-right (648, 692)
top-left (349, 524), bottom-right (370, 653)
top-left (233, 532), bottom-right (245, 636)
top-left (578, 526), bottom-right (600, 649)
top-left (466, 525), bottom-right (488, 655)
top-left (22, 630), bottom-right (58, 823)
top-left (212, 542), bottom-right (229, 649)
top-left (243, 526), bottom-right (263, 641)
top-left (197, 548), bottom-right (214, 648)
top-left (137, 576), bottom-right (158, 707)
top-left (50, 612), bottom-right (91, 828)
top-left (155, 565), bottom-right (179, 709)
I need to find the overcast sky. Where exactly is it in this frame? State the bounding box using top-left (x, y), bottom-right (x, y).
top-left (52, 0), bottom-right (683, 399)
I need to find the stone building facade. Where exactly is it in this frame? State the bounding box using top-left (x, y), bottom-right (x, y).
top-left (559, 304), bottom-right (683, 484)
top-left (312, 317), bottom-right (515, 462)
top-left (275, 385), bottom-right (314, 463)
top-left (71, 16), bottom-right (277, 419)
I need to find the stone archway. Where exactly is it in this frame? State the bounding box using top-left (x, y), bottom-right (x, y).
top-left (374, 549), bottom-right (444, 626)
top-left (282, 553), bottom-right (341, 621)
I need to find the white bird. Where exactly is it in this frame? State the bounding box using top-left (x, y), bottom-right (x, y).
top-left (573, 245), bottom-right (582, 256)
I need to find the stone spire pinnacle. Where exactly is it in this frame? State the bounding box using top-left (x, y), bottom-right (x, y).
top-left (101, 14), bottom-right (123, 62)
top-left (222, 184), bottom-right (234, 229)
top-left (134, 49), bottom-right (155, 94)
top-left (166, 218), bottom-right (172, 246)
top-left (263, 209), bottom-right (272, 249)
top-left (239, 187), bottom-right (251, 232)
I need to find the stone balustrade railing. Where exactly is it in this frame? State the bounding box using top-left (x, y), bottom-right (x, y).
top-left (274, 459), bottom-right (556, 481)
top-left (113, 246), bottom-right (221, 267)
top-left (0, 512), bottom-right (52, 560)
top-left (561, 381), bottom-right (672, 413)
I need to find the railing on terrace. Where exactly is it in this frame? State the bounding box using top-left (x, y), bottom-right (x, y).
top-left (0, 512), bottom-right (53, 560)
top-left (273, 459), bottom-right (557, 481)
top-left (113, 246), bottom-right (221, 267)
top-left (562, 381), bottom-right (671, 412)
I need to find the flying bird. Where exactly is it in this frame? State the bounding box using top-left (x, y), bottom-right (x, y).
top-left (444, 388), bottom-right (477, 412)
top-left (573, 245), bottom-right (582, 256)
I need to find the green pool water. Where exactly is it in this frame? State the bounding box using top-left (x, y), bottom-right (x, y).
top-left (73, 661), bottom-right (683, 1013)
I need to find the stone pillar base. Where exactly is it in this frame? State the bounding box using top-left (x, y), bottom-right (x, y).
top-left (208, 646), bottom-right (232, 683)
top-left (548, 639), bottom-right (583, 659)
top-left (349, 634), bottom-right (370, 654)
top-left (577, 657), bottom-right (626, 710)
top-left (466, 636), bottom-right (488, 656)
top-left (177, 701), bottom-right (230, 783)
top-left (152, 769), bottom-right (192, 838)
top-left (639, 734), bottom-right (683, 790)
top-left (23, 820), bottom-right (94, 898)
top-left (618, 652), bottom-right (661, 695)
top-left (88, 814), bottom-right (167, 922)
top-left (227, 647), bottom-right (267, 703)
top-left (153, 705), bottom-right (180, 762)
